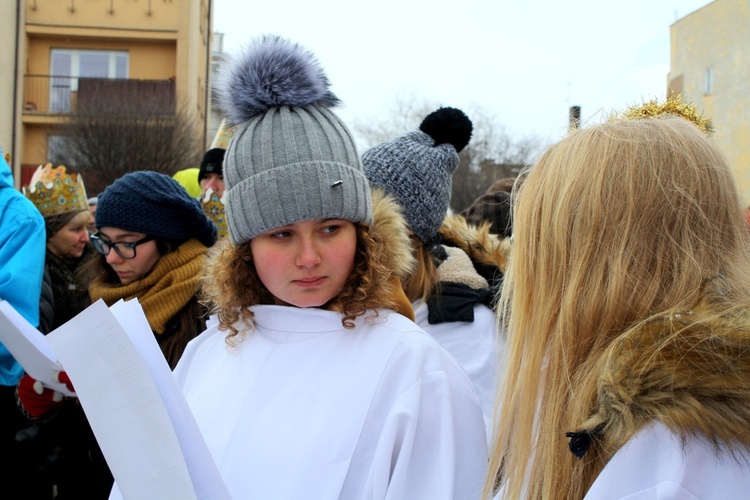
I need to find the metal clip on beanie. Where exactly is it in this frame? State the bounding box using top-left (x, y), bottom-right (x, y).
top-left (96, 171), bottom-right (218, 247)
top-left (216, 35), bottom-right (373, 245)
top-left (362, 107), bottom-right (473, 246)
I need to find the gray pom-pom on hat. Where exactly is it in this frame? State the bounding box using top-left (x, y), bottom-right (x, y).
top-left (96, 171), bottom-right (218, 248)
top-left (362, 107), bottom-right (473, 245)
top-left (216, 34), bottom-right (372, 244)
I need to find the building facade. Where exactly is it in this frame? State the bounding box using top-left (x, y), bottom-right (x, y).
top-left (6, 0), bottom-right (214, 188)
top-left (1, 3), bottom-right (21, 168)
top-left (669, 0), bottom-right (750, 202)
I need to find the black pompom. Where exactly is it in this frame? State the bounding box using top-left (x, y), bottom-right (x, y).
top-left (418, 107), bottom-right (473, 153)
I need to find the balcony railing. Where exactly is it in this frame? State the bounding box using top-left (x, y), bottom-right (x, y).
top-left (23, 75), bottom-right (176, 115)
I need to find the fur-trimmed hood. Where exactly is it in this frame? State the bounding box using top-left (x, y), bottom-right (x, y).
top-left (439, 214), bottom-right (510, 273)
top-left (368, 189), bottom-right (416, 320)
top-left (574, 303), bottom-right (750, 458)
top-left (438, 213), bottom-right (510, 298)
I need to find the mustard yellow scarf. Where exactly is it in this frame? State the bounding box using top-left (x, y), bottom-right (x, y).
top-left (88, 238), bottom-right (208, 334)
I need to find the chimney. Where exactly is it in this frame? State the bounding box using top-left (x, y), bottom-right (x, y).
top-left (569, 105), bottom-right (581, 130)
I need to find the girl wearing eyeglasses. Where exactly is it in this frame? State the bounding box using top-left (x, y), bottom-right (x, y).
top-left (17, 170), bottom-right (218, 499)
top-left (87, 170), bottom-right (218, 368)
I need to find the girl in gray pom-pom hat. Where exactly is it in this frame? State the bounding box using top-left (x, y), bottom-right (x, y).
top-left (142, 35), bottom-right (487, 499)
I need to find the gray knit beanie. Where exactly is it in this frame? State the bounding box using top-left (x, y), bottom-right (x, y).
top-left (362, 107), bottom-right (473, 245)
top-left (216, 35), bottom-right (372, 245)
top-left (96, 170), bottom-right (218, 247)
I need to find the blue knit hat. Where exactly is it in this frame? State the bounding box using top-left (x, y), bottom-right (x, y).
top-left (96, 171), bottom-right (218, 247)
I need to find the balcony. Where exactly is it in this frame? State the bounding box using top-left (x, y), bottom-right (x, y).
top-left (23, 75), bottom-right (176, 116)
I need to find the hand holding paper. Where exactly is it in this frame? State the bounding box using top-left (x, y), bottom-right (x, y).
top-left (17, 373), bottom-right (67, 419)
top-left (0, 297), bottom-right (231, 499)
top-left (0, 300), bottom-right (75, 396)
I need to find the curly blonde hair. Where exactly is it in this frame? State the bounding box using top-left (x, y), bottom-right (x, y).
top-left (201, 221), bottom-right (408, 343)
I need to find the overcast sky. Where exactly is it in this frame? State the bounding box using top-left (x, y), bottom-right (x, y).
top-left (212, 0), bottom-right (715, 149)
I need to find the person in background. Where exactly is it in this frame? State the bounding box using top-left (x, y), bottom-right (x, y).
top-left (461, 177), bottom-right (517, 239)
top-left (159, 35), bottom-right (487, 499)
top-left (198, 147), bottom-right (229, 238)
top-left (87, 196), bottom-right (98, 234)
top-left (485, 115), bottom-right (750, 499)
top-left (0, 148), bottom-right (46, 495)
top-left (24, 164), bottom-right (94, 334)
top-left (17, 170), bottom-right (219, 498)
top-left (362, 107), bottom-right (506, 437)
top-left (172, 167), bottom-right (202, 198)
top-left (198, 147), bottom-right (226, 198)
top-left (20, 165), bottom-right (98, 499)
top-left (87, 170), bottom-right (219, 366)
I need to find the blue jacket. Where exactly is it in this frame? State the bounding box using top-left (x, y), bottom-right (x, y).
top-left (0, 148), bottom-right (46, 386)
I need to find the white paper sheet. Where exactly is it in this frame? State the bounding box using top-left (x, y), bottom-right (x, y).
top-left (108, 299), bottom-right (231, 500)
top-left (0, 297), bottom-right (231, 499)
top-left (0, 300), bottom-right (74, 396)
top-left (46, 299), bottom-right (198, 500)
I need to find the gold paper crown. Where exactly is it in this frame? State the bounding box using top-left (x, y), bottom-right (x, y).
top-left (23, 164), bottom-right (88, 218)
top-left (611, 94), bottom-right (713, 135)
top-left (202, 189), bottom-right (228, 239)
top-left (210, 119), bottom-right (235, 150)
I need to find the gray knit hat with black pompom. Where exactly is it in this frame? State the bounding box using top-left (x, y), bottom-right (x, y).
top-left (362, 107), bottom-right (473, 246)
top-left (215, 35), bottom-right (372, 244)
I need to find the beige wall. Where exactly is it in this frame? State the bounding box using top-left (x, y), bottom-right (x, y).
top-left (16, 0), bottom-right (212, 183)
top-left (669, 0), bottom-right (750, 203)
top-left (25, 0), bottom-right (181, 31)
top-left (1, 2), bottom-right (19, 168)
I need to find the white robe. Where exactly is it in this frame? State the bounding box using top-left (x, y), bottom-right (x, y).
top-left (174, 305), bottom-right (488, 499)
top-left (413, 301), bottom-right (503, 439)
top-left (585, 421), bottom-right (750, 499)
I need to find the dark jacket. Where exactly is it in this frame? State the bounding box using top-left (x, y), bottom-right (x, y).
top-left (38, 247), bottom-right (95, 334)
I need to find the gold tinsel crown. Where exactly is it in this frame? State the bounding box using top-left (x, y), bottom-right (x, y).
top-left (610, 94), bottom-right (713, 135)
top-left (210, 119), bottom-right (235, 149)
top-left (23, 164), bottom-right (88, 218)
top-left (202, 188), bottom-right (228, 239)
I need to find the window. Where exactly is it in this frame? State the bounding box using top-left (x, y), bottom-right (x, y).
top-left (705, 68), bottom-right (713, 95)
top-left (50, 49), bottom-right (129, 112)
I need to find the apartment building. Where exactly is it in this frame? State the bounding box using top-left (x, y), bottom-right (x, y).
top-left (5, 0), bottom-right (214, 188)
top-left (669, 0), bottom-right (750, 202)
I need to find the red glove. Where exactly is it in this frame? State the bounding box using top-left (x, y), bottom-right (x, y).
top-left (53, 371), bottom-right (75, 393)
top-left (16, 373), bottom-right (71, 419)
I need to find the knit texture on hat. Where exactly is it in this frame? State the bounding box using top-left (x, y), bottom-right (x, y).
top-left (96, 171), bottom-right (218, 247)
top-left (199, 148), bottom-right (225, 182)
top-left (363, 107), bottom-right (472, 245)
top-left (216, 35), bottom-right (372, 244)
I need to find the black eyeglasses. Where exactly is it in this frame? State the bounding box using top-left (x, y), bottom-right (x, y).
top-left (91, 233), bottom-right (154, 259)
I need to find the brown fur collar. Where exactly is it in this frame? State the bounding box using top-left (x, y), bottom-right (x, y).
top-left (368, 189), bottom-right (416, 320)
top-left (578, 304), bottom-right (750, 456)
top-left (438, 214), bottom-right (510, 272)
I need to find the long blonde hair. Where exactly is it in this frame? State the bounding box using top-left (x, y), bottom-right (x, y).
top-left (485, 117), bottom-right (750, 499)
top-left (402, 235), bottom-right (440, 303)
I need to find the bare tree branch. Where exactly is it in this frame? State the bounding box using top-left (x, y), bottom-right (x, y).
top-left (48, 78), bottom-right (203, 195)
